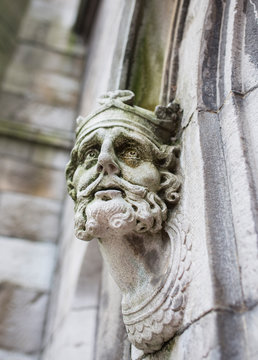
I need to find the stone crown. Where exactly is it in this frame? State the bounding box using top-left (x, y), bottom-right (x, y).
top-left (76, 90), bottom-right (180, 145)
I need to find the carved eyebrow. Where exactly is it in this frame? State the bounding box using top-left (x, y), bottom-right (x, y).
top-left (113, 128), bottom-right (160, 152)
top-left (114, 135), bottom-right (140, 147)
top-left (78, 132), bottom-right (102, 157)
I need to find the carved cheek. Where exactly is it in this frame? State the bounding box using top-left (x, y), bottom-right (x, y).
top-left (73, 164), bottom-right (97, 190)
top-left (72, 165), bottom-right (85, 188)
top-left (122, 162), bottom-right (160, 192)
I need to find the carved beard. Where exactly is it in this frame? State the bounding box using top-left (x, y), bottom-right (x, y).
top-left (74, 175), bottom-right (167, 241)
top-left (84, 193), bottom-right (136, 238)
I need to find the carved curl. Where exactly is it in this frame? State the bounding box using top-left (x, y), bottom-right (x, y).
top-left (152, 144), bottom-right (181, 207)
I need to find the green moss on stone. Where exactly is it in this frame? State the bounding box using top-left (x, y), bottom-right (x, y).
top-left (130, 25), bottom-right (164, 111)
top-left (129, 0), bottom-right (168, 111)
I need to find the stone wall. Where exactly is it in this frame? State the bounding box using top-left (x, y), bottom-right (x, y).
top-left (67, 0), bottom-right (258, 359)
top-left (41, 1), bottom-right (127, 359)
top-left (0, 0), bottom-right (86, 358)
top-left (0, 0), bottom-right (257, 359)
top-left (143, 0), bottom-right (258, 358)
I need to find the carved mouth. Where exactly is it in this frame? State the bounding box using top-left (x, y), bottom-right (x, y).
top-left (95, 189), bottom-right (123, 201)
top-left (94, 182), bottom-right (125, 198)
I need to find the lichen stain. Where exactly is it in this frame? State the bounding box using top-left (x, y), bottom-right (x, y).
top-left (150, 273), bottom-right (162, 287)
top-left (145, 248), bottom-right (160, 273)
top-left (125, 233), bottom-right (146, 256)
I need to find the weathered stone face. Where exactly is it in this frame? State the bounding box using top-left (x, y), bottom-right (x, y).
top-left (66, 90), bottom-right (189, 354)
top-left (74, 127), bottom-right (161, 192)
top-left (71, 126), bottom-right (167, 240)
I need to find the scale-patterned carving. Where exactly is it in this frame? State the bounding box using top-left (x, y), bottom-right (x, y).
top-left (122, 214), bottom-right (192, 353)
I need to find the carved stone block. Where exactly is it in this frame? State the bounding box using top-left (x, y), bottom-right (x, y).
top-left (66, 90), bottom-right (191, 353)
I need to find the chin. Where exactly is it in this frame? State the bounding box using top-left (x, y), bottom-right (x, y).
top-left (84, 196), bottom-right (136, 238)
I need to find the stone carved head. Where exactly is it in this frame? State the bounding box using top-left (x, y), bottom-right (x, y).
top-left (66, 90), bottom-right (191, 354)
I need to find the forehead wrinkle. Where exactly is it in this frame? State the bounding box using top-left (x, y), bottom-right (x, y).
top-left (78, 128), bottom-right (105, 154)
top-left (111, 126), bottom-right (161, 151)
top-left (77, 126), bottom-right (162, 155)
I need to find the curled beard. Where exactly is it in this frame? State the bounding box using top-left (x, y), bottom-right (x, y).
top-left (74, 190), bottom-right (167, 241)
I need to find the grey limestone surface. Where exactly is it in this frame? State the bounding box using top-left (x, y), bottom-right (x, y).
top-left (0, 236), bottom-right (56, 291)
top-left (219, 91), bottom-right (258, 306)
top-left (95, 267), bottom-right (126, 360)
top-left (0, 0), bottom-right (85, 357)
top-left (0, 0), bottom-right (257, 358)
top-left (142, 311), bottom-right (219, 360)
top-left (0, 283), bottom-right (48, 354)
top-left (0, 192), bottom-right (61, 242)
top-left (0, 156), bottom-right (66, 200)
top-left (0, 349), bottom-right (37, 360)
top-left (19, 0), bottom-right (85, 55)
top-left (43, 242), bottom-right (102, 359)
top-left (0, 92), bottom-right (76, 132)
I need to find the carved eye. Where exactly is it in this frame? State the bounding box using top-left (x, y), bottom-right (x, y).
top-left (119, 147), bottom-right (142, 167)
top-left (122, 149), bottom-right (140, 159)
top-left (85, 148), bottom-right (99, 161)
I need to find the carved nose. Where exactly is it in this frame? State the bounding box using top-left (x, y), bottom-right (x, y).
top-left (97, 152), bottom-right (120, 175)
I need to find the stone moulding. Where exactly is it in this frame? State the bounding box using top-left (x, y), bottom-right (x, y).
top-left (66, 90), bottom-right (191, 353)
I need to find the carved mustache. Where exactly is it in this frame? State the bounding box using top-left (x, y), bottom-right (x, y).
top-left (78, 173), bottom-right (147, 199)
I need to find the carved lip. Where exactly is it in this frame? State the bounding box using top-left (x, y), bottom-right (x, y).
top-left (94, 182), bottom-right (125, 196)
top-left (95, 189), bottom-right (123, 200)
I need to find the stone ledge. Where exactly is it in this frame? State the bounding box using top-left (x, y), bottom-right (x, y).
top-left (0, 136), bottom-right (70, 170)
top-left (0, 119), bottom-right (74, 149)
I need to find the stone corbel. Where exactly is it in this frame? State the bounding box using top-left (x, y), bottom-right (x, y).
top-left (66, 90), bottom-right (191, 354)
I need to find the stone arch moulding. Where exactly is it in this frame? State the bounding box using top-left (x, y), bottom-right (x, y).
top-left (66, 89), bottom-right (192, 354)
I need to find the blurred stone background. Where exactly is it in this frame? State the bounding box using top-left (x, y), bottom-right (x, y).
top-left (0, 0), bottom-right (97, 359)
top-left (0, 0), bottom-right (258, 359)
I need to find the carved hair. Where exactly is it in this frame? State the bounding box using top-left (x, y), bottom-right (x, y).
top-left (152, 144), bottom-right (181, 206)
